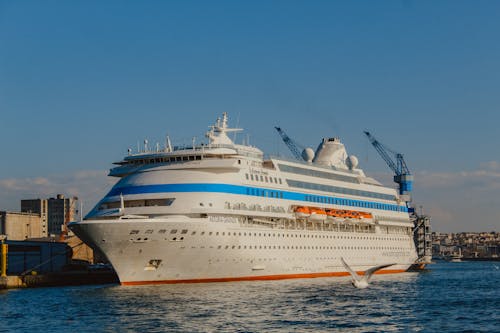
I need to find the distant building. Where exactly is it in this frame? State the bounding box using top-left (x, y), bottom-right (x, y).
top-left (21, 194), bottom-right (77, 236)
top-left (20, 198), bottom-right (48, 236)
top-left (0, 211), bottom-right (43, 240)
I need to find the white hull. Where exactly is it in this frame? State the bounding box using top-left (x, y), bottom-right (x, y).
top-left (71, 216), bottom-right (416, 284)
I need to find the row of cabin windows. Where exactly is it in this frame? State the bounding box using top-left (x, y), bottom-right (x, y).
top-left (246, 188), bottom-right (284, 199)
top-left (245, 173), bottom-right (283, 184)
top-left (128, 235), bottom-right (409, 251)
top-left (215, 245), bottom-right (409, 250)
top-left (242, 175), bottom-right (402, 213)
top-left (303, 194), bottom-right (402, 212)
top-left (128, 155), bottom-right (202, 165)
top-left (99, 198), bottom-right (175, 210)
top-left (278, 164), bottom-right (360, 184)
top-left (288, 179), bottom-right (395, 201)
top-left (128, 229), bottom-right (409, 241)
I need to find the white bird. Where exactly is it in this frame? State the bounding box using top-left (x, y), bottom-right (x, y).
top-left (341, 257), bottom-right (396, 289)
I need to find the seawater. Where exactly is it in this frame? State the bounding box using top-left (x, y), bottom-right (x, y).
top-left (1, 261), bottom-right (499, 332)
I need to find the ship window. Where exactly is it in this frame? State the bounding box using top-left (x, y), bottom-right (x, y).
top-left (260, 175), bottom-right (263, 181)
top-left (189, 156), bottom-right (195, 161)
top-left (191, 231), bottom-right (196, 235)
top-left (245, 174), bottom-right (249, 180)
top-left (182, 156), bottom-right (189, 161)
top-left (170, 229), bottom-right (177, 234)
top-left (145, 229), bottom-right (153, 234)
top-left (181, 229), bottom-right (188, 234)
top-left (129, 230), bottom-right (139, 235)
top-left (250, 174), bottom-right (254, 180)
top-left (269, 177), bottom-right (273, 183)
top-left (196, 155), bottom-right (202, 160)
top-left (279, 179), bottom-right (282, 184)
top-left (265, 176), bottom-right (268, 182)
top-left (144, 198), bottom-right (176, 206)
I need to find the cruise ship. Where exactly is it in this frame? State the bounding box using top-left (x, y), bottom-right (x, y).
top-left (69, 113), bottom-right (419, 285)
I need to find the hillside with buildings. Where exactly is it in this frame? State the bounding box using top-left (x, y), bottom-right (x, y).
top-left (432, 231), bottom-right (500, 260)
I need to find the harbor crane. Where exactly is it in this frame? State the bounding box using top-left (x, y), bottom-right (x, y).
top-left (274, 127), bottom-right (304, 160)
top-left (364, 131), bottom-right (413, 203)
top-left (365, 131), bottom-right (432, 267)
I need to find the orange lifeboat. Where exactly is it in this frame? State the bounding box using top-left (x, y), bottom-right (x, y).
top-left (295, 206), bottom-right (311, 218)
top-left (309, 207), bottom-right (327, 221)
top-left (337, 210), bottom-right (349, 218)
top-left (359, 211), bottom-right (373, 219)
top-left (326, 209), bottom-right (344, 221)
top-left (350, 211), bottom-right (361, 219)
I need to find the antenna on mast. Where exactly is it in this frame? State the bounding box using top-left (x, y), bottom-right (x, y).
top-left (232, 112), bottom-right (241, 141)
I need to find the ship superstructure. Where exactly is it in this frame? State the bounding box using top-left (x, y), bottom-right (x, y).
top-left (70, 113), bottom-right (419, 285)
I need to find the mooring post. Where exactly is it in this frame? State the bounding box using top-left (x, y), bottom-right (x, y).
top-left (0, 235), bottom-right (7, 277)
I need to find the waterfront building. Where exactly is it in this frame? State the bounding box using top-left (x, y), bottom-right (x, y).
top-left (4, 240), bottom-right (71, 274)
top-left (432, 231), bottom-right (499, 259)
top-left (0, 211), bottom-right (42, 240)
top-left (20, 198), bottom-right (48, 236)
top-left (21, 194), bottom-right (77, 236)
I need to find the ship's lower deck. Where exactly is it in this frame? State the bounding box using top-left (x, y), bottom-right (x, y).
top-left (70, 216), bottom-right (418, 285)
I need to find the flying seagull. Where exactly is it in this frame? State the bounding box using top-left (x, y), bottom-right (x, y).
top-left (341, 257), bottom-right (396, 289)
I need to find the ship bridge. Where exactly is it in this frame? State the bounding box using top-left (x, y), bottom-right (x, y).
top-left (109, 113), bottom-right (263, 177)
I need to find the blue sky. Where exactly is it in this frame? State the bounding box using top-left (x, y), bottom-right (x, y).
top-left (1, 1), bottom-right (499, 232)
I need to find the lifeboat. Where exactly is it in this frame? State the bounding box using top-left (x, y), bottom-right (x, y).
top-left (294, 206), bottom-right (311, 218)
top-left (326, 209), bottom-right (344, 222)
top-left (309, 207), bottom-right (327, 221)
top-left (359, 211), bottom-right (373, 219)
top-left (326, 209), bottom-right (341, 217)
top-left (349, 211), bottom-right (361, 219)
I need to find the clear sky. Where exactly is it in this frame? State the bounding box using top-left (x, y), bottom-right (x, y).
top-left (1, 0), bottom-right (499, 232)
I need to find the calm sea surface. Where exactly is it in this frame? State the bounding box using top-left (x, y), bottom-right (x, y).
top-left (1, 261), bottom-right (499, 332)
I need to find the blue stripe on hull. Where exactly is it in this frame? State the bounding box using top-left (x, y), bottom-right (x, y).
top-left (106, 183), bottom-right (408, 213)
